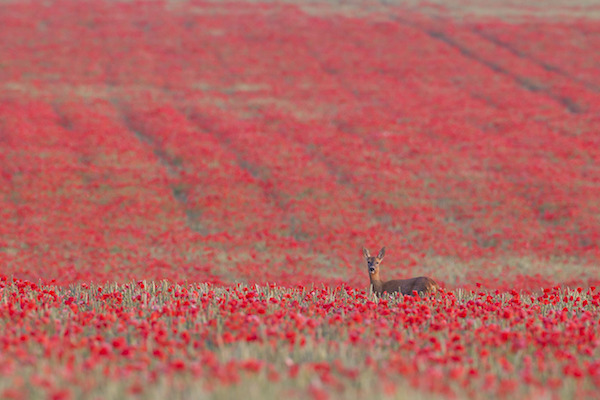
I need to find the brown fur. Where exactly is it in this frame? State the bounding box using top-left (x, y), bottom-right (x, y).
top-left (363, 247), bottom-right (439, 296)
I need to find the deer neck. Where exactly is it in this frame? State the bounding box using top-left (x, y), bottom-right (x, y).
top-left (369, 273), bottom-right (383, 294)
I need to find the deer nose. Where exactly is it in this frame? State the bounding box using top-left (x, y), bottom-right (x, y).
top-left (369, 267), bottom-right (375, 273)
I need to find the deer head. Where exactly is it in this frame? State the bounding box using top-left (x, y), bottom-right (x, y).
top-left (363, 247), bottom-right (385, 276)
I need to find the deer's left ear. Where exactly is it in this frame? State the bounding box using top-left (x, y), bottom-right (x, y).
top-left (362, 248), bottom-right (370, 259)
top-left (377, 247), bottom-right (385, 259)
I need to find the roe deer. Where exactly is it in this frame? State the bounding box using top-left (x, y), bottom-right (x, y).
top-left (363, 247), bottom-right (438, 296)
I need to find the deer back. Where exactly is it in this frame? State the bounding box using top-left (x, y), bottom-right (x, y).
top-left (382, 276), bottom-right (438, 296)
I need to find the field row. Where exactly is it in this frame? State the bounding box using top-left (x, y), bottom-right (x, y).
top-left (1, 276), bottom-right (600, 399)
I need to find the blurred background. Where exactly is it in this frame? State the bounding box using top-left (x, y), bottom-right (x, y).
top-left (1, 0), bottom-right (599, 290)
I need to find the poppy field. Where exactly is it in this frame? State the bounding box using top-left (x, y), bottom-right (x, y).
top-left (1, 0), bottom-right (600, 398)
top-left (3, 278), bottom-right (600, 399)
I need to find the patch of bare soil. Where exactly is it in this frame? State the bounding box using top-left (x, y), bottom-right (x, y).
top-left (168, 0), bottom-right (600, 21)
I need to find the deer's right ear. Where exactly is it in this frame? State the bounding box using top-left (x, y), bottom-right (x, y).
top-left (362, 248), bottom-right (370, 259)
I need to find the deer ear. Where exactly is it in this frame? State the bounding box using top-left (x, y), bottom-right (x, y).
top-left (378, 247), bottom-right (385, 259)
top-left (362, 248), bottom-right (370, 259)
